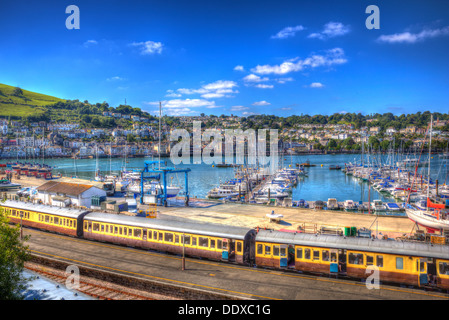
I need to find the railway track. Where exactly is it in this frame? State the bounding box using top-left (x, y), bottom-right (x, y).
top-left (25, 263), bottom-right (164, 300)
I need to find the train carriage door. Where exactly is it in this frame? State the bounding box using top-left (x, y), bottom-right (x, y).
top-left (222, 239), bottom-right (229, 261)
top-left (418, 259), bottom-right (428, 286)
top-left (330, 249), bottom-right (339, 274)
top-left (280, 244), bottom-right (288, 268)
top-left (143, 229), bottom-right (147, 241)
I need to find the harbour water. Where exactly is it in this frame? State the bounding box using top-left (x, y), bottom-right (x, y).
top-left (10, 153), bottom-right (448, 203)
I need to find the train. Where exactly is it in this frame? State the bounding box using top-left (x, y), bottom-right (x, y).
top-left (2, 199), bottom-right (449, 291)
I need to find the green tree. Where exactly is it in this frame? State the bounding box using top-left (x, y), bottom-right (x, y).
top-left (0, 202), bottom-right (30, 299)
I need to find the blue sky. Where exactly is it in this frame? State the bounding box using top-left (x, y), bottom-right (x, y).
top-left (0, 0), bottom-right (448, 117)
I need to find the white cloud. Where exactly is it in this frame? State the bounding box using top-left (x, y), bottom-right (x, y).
top-left (377, 26), bottom-right (449, 43)
top-left (242, 111), bottom-right (258, 116)
top-left (280, 107), bottom-right (292, 111)
top-left (230, 106), bottom-right (249, 111)
top-left (252, 101), bottom-right (271, 106)
top-left (271, 25), bottom-right (305, 39)
top-left (275, 77), bottom-right (294, 84)
top-left (106, 76), bottom-right (125, 81)
top-left (254, 84), bottom-right (274, 89)
top-left (234, 65), bottom-right (245, 71)
top-left (130, 41), bottom-right (163, 55)
top-left (243, 74), bottom-right (269, 83)
top-left (176, 80), bottom-right (238, 99)
top-left (83, 40), bottom-right (98, 47)
top-left (308, 22), bottom-right (350, 40)
top-left (144, 98), bottom-right (217, 112)
top-left (165, 90), bottom-right (182, 98)
top-left (307, 82), bottom-right (324, 88)
top-left (251, 48), bottom-right (347, 75)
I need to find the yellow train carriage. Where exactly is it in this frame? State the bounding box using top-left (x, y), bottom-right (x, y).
top-left (255, 229), bottom-right (449, 288)
top-left (0, 200), bottom-right (89, 237)
top-left (83, 212), bottom-right (254, 264)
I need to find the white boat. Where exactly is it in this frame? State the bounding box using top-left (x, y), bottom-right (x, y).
top-left (406, 204), bottom-right (449, 231)
top-left (128, 181), bottom-right (180, 198)
top-left (370, 200), bottom-right (387, 211)
top-left (266, 211), bottom-right (283, 223)
top-left (327, 198), bottom-right (339, 210)
top-left (207, 188), bottom-right (239, 199)
top-left (343, 200), bottom-right (357, 211)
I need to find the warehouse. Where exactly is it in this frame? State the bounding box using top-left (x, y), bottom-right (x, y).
top-left (36, 181), bottom-right (107, 208)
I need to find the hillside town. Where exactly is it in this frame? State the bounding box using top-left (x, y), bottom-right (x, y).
top-left (0, 113), bottom-right (448, 159)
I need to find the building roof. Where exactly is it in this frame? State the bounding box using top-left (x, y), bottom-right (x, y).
top-left (37, 181), bottom-right (95, 196)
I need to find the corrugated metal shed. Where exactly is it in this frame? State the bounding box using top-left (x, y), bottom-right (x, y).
top-left (256, 230), bottom-right (449, 259)
top-left (84, 212), bottom-right (252, 240)
top-left (37, 181), bottom-right (95, 196)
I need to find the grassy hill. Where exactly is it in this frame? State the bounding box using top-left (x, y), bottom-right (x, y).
top-left (0, 83), bottom-right (64, 119)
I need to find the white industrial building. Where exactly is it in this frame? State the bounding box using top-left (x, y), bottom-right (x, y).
top-left (36, 181), bottom-right (106, 208)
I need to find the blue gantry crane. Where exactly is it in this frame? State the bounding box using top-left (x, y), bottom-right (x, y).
top-left (139, 160), bottom-right (191, 207)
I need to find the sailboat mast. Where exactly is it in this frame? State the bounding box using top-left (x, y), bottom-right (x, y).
top-left (159, 101), bottom-right (161, 170)
top-left (427, 114), bottom-right (432, 205)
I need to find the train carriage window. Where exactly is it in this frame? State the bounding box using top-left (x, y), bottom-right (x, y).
top-left (101, 225), bottom-right (104, 232)
top-left (273, 245), bottom-right (280, 257)
top-left (184, 235), bottom-right (191, 245)
top-left (439, 262), bottom-right (449, 275)
top-left (93, 223), bottom-right (99, 232)
top-left (265, 245), bottom-right (271, 256)
top-left (45, 215), bottom-right (49, 223)
top-left (199, 237), bottom-right (209, 247)
top-left (175, 234), bottom-right (179, 243)
top-left (377, 255), bottom-right (383, 268)
top-left (12, 209), bottom-right (16, 216)
top-left (165, 233), bottom-right (174, 243)
top-left (304, 248), bottom-right (311, 260)
top-left (192, 237), bottom-right (197, 246)
top-left (124, 228), bottom-right (128, 236)
top-left (237, 241), bottom-right (242, 254)
top-left (331, 252), bottom-right (337, 262)
top-left (217, 239), bottom-right (222, 250)
top-left (366, 255), bottom-right (374, 266)
top-left (396, 257), bottom-right (404, 270)
top-left (222, 240), bottom-right (228, 250)
top-left (280, 246), bottom-right (286, 257)
top-left (84, 222), bottom-right (88, 230)
top-left (257, 244), bottom-right (263, 255)
top-left (114, 227), bottom-right (118, 234)
top-left (322, 250), bottom-right (330, 262)
top-left (418, 260), bottom-right (426, 272)
top-left (210, 239), bottom-right (216, 249)
top-left (105, 225), bottom-right (109, 233)
top-left (158, 232), bottom-right (163, 241)
top-left (349, 253), bottom-right (364, 265)
top-left (313, 250), bottom-right (320, 261)
top-left (148, 230), bottom-right (152, 240)
top-left (134, 229), bottom-right (142, 239)
top-left (153, 231), bottom-right (157, 240)
top-left (296, 247), bottom-right (303, 259)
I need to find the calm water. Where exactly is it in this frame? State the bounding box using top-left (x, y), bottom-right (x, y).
top-left (4, 153), bottom-right (449, 203)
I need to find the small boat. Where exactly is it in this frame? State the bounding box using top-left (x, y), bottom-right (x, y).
top-left (0, 179), bottom-right (21, 190)
top-left (266, 211), bottom-right (283, 223)
top-left (314, 200), bottom-right (324, 210)
top-left (329, 165), bottom-right (342, 170)
top-left (301, 160), bottom-right (316, 167)
top-left (386, 202), bottom-right (402, 211)
top-left (327, 198), bottom-right (339, 210)
top-left (343, 200), bottom-right (357, 211)
top-left (371, 200), bottom-right (387, 212)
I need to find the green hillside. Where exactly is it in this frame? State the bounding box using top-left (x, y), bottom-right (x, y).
top-left (0, 83), bottom-right (64, 119)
